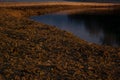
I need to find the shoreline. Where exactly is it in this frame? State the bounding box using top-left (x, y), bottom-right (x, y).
top-left (0, 2), bottom-right (120, 7)
top-left (0, 2), bottom-right (120, 80)
top-left (1, 2), bottom-right (120, 16)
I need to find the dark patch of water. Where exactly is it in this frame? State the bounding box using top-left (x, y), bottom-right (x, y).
top-left (31, 13), bottom-right (120, 47)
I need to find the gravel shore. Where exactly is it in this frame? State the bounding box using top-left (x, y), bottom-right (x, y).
top-left (0, 2), bottom-right (120, 80)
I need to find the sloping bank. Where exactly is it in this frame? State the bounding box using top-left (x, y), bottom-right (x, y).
top-left (0, 2), bottom-right (120, 80)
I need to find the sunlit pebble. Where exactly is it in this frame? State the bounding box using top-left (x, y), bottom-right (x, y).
top-left (118, 52), bottom-right (120, 54)
top-left (26, 38), bottom-right (29, 40)
top-left (46, 60), bottom-right (52, 66)
top-left (88, 42), bottom-right (93, 45)
top-left (88, 67), bottom-right (94, 70)
top-left (34, 32), bottom-right (37, 34)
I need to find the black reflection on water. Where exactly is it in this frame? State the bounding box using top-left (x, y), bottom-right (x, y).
top-left (31, 14), bottom-right (120, 47)
top-left (68, 14), bottom-right (120, 46)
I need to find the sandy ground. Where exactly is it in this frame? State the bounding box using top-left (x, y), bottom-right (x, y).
top-left (0, 1), bottom-right (120, 7)
top-left (1, 2), bottom-right (120, 15)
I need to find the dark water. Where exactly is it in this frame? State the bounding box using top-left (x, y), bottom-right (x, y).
top-left (1, 0), bottom-right (120, 3)
top-left (31, 13), bottom-right (120, 47)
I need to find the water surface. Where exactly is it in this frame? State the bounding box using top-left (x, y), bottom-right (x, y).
top-left (31, 13), bottom-right (120, 47)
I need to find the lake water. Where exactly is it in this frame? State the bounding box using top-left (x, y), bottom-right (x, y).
top-left (31, 13), bottom-right (120, 47)
top-left (1, 0), bottom-right (120, 46)
top-left (1, 0), bottom-right (120, 3)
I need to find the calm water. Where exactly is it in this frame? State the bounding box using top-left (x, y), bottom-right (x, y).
top-left (1, 0), bottom-right (120, 3)
top-left (31, 13), bottom-right (120, 47)
top-left (2, 0), bottom-right (120, 46)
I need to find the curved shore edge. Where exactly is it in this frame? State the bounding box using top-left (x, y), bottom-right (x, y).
top-left (1, 2), bottom-right (120, 15)
top-left (0, 1), bottom-right (120, 6)
top-left (0, 2), bottom-right (120, 80)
